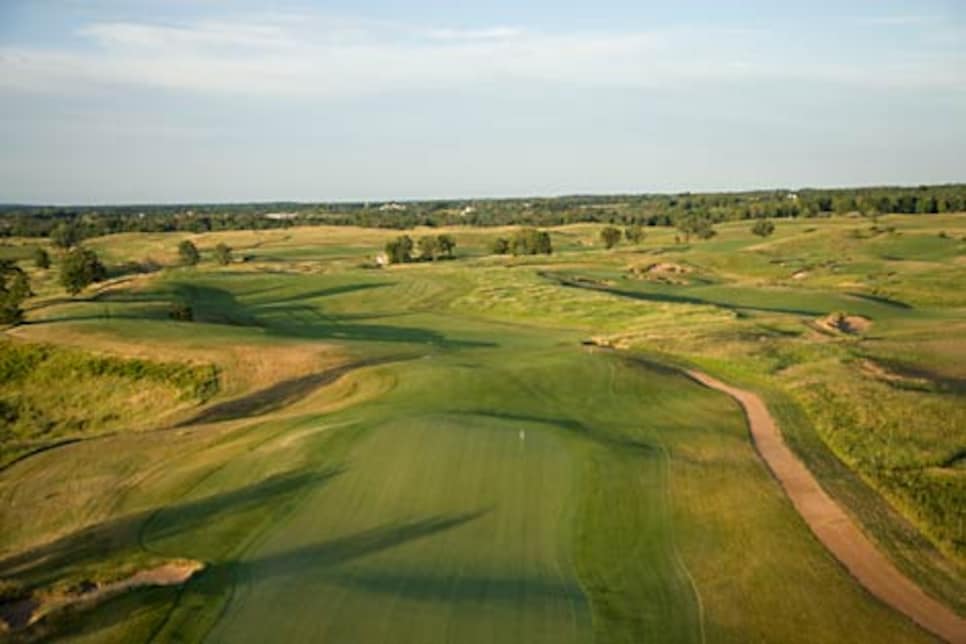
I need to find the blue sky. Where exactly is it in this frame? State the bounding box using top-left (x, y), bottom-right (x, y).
top-left (1, 1), bottom-right (964, 204)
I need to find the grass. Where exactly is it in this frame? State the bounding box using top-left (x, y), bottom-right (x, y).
top-left (0, 340), bottom-right (218, 468)
top-left (1, 214), bottom-right (962, 642)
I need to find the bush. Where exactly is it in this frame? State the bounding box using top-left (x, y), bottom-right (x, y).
top-left (600, 226), bottom-right (622, 249)
top-left (624, 225), bottom-right (645, 244)
top-left (491, 237), bottom-right (510, 255)
top-left (33, 247), bottom-right (51, 269)
top-left (752, 219), bottom-right (776, 238)
top-left (214, 243), bottom-right (232, 265)
top-left (178, 240), bottom-right (200, 265)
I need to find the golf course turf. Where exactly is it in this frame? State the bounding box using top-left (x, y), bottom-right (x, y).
top-left (0, 216), bottom-right (963, 643)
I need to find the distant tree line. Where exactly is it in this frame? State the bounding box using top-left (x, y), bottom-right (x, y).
top-left (0, 184), bottom-right (962, 244)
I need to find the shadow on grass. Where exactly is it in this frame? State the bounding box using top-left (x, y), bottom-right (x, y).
top-left (461, 409), bottom-right (655, 455)
top-left (39, 509), bottom-right (494, 641)
top-left (326, 567), bottom-right (583, 603)
top-left (201, 509), bottom-right (490, 587)
top-left (0, 468), bottom-right (344, 586)
top-left (844, 291), bottom-right (913, 309)
top-left (545, 272), bottom-right (829, 316)
top-left (27, 281), bottom-right (496, 349)
top-left (177, 356), bottom-right (408, 426)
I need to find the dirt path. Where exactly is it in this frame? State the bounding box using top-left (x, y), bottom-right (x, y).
top-left (686, 370), bottom-right (966, 644)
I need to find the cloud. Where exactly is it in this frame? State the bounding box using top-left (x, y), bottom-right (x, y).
top-left (864, 15), bottom-right (939, 26)
top-left (1, 13), bottom-right (964, 98)
top-left (425, 26), bottom-right (524, 41)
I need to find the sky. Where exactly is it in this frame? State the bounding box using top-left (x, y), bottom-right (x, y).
top-left (0, 1), bottom-right (964, 204)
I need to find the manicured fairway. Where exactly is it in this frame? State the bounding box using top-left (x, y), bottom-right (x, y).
top-left (2, 217), bottom-right (961, 643)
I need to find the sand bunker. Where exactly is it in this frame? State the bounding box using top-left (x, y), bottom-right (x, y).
top-left (816, 312), bottom-right (871, 334)
top-left (0, 560), bottom-right (203, 633)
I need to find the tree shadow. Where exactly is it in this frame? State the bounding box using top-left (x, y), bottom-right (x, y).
top-left (1, 508), bottom-right (493, 642)
top-left (244, 282), bottom-right (392, 308)
top-left (324, 566), bottom-right (584, 603)
top-left (201, 509), bottom-right (491, 588)
top-left (177, 356), bottom-right (408, 426)
top-left (459, 410), bottom-right (655, 455)
top-left (0, 468), bottom-right (344, 587)
top-left (27, 280), bottom-right (496, 349)
top-left (545, 272), bottom-right (831, 316)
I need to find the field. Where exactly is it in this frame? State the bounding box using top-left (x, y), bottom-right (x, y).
top-left (0, 215), bottom-right (963, 642)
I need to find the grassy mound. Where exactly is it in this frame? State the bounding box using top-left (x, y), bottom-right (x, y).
top-left (0, 341), bottom-right (218, 468)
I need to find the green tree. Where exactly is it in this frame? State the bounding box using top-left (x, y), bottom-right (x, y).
top-left (511, 228), bottom-right (553, 255)
top-left (178, 240), bottom-right (200, 265)
top-left (385, 235), bottom-right (414, 264)
top-left (676, 215), bottom-right (716, 242)
top-left (50, 222), bottom-right (81, 249)
top-left (624, 225), bottom-right (645, 244)
top-left (214, 242), bottom-right (232, 265)
top-left (33, 247), bottom-right (51, 269)
top-left (600, 226), bottom-right (622, 249)
top-left (59, 247), bottom-right (106, 295)
top-left (491, 237), bottom-right (510, 255)
top-left (0, 261), bottom-right (30, 324)
top-left (418, 235), bottom-right (440, 261)
top-left (436, 234), bottom-right (456, 258)
top-left (751, 219), bottom-right (775, 238)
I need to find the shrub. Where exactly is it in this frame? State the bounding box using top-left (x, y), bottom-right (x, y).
top-left (214, 243), bottom-right (232, 265)
top-left (752, 219), bottom-right (776, 238)
top-left (178, 240), bottom-right (200, 265)
top-left (33, 247), bottom-right (51, 269)
top-left (600, 226), bottom-right (622, 249)
top-left (624, 225), bottom-right (645, 244)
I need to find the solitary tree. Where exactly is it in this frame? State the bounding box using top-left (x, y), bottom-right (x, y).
top-left (600, 226), bottom-right (622, 249)
top-left (178, 240), bottom-right (200, 265)
top-left (0, 261), bottom-right (30, 324)
top-left (214, 242), bottom-right (232, 265)
top-left (33, 247), bottom-right (51, 269)
top-left (491, 237), bottom-right (510, 255)
top-left (385, 235), bottom-right (414, 264)
top-left (60, 247), bottom-right (106, 295)
top-left (751, 219), bottom-right (775, 238)
top-left (624, 225), bottom-right (645, 244)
